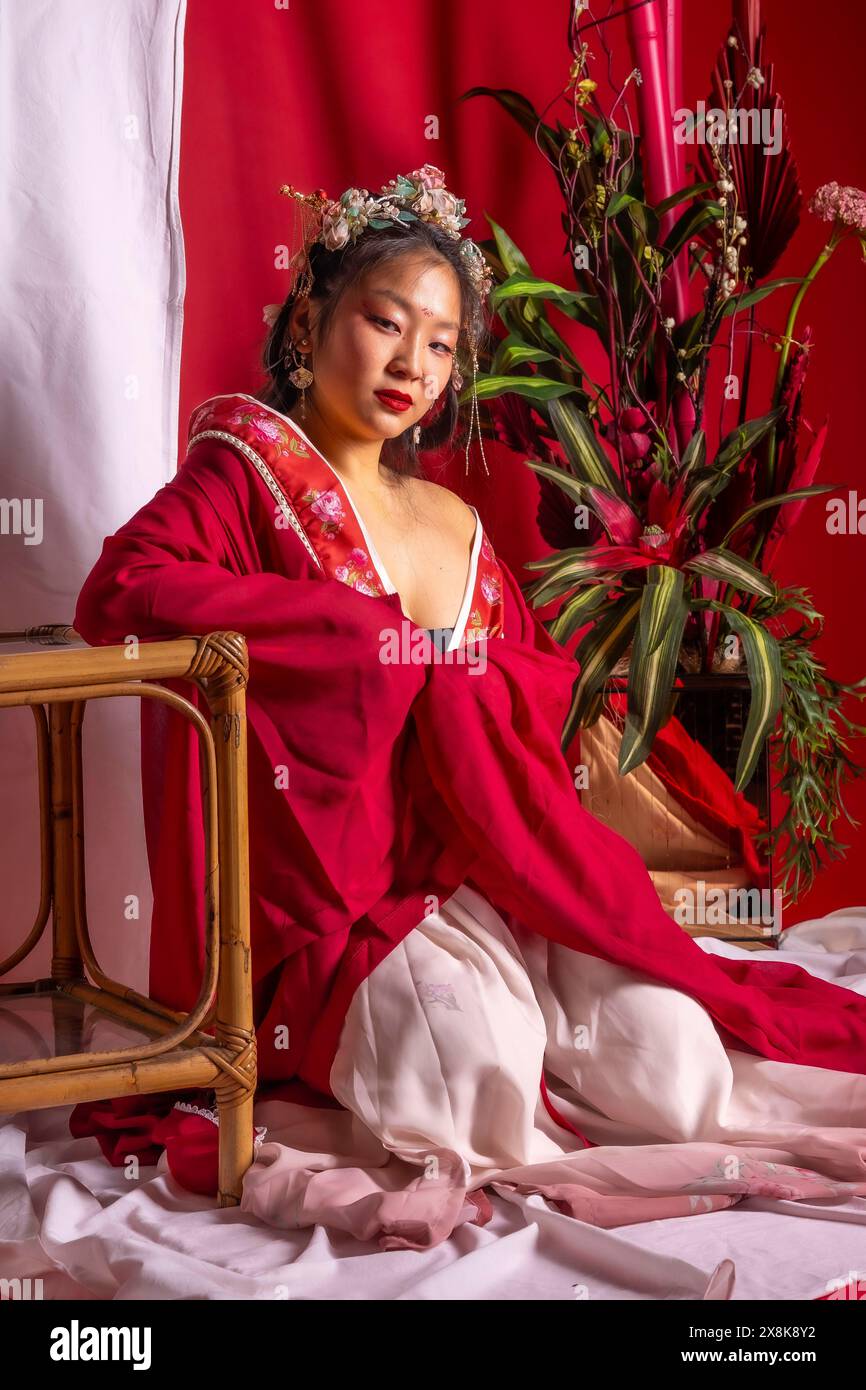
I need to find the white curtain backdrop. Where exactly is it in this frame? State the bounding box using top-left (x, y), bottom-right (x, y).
top-left (0, 0), bottom-right (187, 990)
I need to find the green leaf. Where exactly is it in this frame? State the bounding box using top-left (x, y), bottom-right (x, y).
top-left (548, 585), bottom-right (612, 644)
top-left (718, 485), bottom-right (837, 548)
top-left (702, 601), bottom-right (784, 789)
top-left (713, 408), bottom-right (783, 472)
top-left (491, 273), bottom-right (590, 316)
top-left (721, 278), bottom-right (803, 316)
top-left (525, 459), bottom-right (639, 533)
top-left (524, 548), bottom-right (575, 572)
top-left (484, 213), bottom-right (533, 278)
top-left (524, 458), bottom-right (588, 510)
top-left (661, 200), bottom-right (724, 259)
top-left (491, 335), bottom-right (559, 373)
top-left (523, 546), bottom-right (635, 607)
top-left (483, 213), bottom-right (540, 324)
top-left (551, 290), bottom-right (607, 332)
top-left (562, 593), bottom-right (642, 747)
top-left (548, 396), bottom-right (627, 498)
top-left (534, 317), bottom-right (582, 369)
top-left (591, 120), bottom-right (612, 159)
top-left (461, 87), bottom-right (563, 166)
top-left (461, 374), bottom-right (574, 404)
top-left (605, 192), bottom-right (638, 218)
top-left (618, 570), bottom-right (688, 775)
top-left (684, 548), bottom-right (777, 599)
top-left (637, 563), bottom-right (684, 656)
top-left (676, 279), bottom-right (803, 354)
top-left (683, 409), bottom-right (784, 521)
top-left (626, 199), bottom-right (660, 248)
top-left (653, 179), bottom-right (717, 217)
top-left (681, 470), bottom-right (725, 520)
top-left (680, 428), bottom-right (706, 476)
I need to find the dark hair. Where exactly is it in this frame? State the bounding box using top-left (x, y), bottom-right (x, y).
top-left (254, 218), bottom-right (493, 480)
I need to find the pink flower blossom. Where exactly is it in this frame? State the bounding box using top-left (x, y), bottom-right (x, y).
top-left (321, 209), bottom-right (351, 250)
top-left (481, 573), bottom-right (502, 604)
top-left (809, 182), bottom-right (866, 233)
top-left (310, 489), bottom-right (345, 525)
top-left (408, 164), bottom-right (447, 190)
top-left (249, 416), bottom-right (285, 444)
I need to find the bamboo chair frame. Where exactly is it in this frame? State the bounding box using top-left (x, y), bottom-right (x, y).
top-left (0, 625), bottom-right (255, 1206)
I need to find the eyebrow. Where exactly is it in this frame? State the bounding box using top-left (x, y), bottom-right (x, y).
top-left (368, 288), bottom-right (459, 333)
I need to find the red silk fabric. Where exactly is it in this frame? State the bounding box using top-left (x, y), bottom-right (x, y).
top-left (69, 394), bottom-right (866, 1195)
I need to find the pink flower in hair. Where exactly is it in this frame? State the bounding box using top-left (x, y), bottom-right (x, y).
top-left (409, 164), bottom-right (448, 190)
top-left (413, 185), bottom-right (462, 235)
top-left (321, 208), bottom-right (351, 250)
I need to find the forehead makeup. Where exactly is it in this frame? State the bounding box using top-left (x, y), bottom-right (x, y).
top-left (367, 286), bottom-right (459, 334)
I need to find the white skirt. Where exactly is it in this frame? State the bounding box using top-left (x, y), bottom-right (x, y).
top-left (329, 883), bottom-right (866, 1176)
top-left (241, 885), bottom-right (866, 1248)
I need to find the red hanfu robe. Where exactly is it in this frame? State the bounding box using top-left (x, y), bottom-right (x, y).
top-left (69, 392), bottom-right (866, 1194)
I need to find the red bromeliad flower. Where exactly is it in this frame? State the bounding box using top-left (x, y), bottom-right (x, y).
top-left (584, 476), bottom-right (692, 571)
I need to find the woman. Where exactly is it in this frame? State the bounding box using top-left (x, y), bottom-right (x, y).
top-left (70, 167), bottom-right (866, 1250)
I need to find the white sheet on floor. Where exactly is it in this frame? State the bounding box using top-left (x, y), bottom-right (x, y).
top-left (2, 910), bottom-right (865, 1300)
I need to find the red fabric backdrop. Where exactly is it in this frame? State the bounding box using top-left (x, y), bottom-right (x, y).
top-left (176, 0), bottom-right (866, 923)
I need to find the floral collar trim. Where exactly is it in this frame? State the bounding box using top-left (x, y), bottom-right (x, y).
top-left (188, 393), bottom-right (505, 645)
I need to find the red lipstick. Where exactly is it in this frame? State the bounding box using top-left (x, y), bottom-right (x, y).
top-left (375, 390), bottom-right (412, 413)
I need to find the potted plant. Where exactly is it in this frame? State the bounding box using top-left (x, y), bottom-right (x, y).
top-left (460, 1), bottom-right (866, 906)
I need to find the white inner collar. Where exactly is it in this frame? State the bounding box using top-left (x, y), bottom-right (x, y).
top-left (241, 395), bottom-right (482, 650)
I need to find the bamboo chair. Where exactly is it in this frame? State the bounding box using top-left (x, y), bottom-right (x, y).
top-left (0, 625), bottom-right (255, 1206)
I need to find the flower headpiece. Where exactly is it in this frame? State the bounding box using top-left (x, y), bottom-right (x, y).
top-left (266, 164), bottom-right (493, 476)
top-left (278, 163), bottom-right (495, 301)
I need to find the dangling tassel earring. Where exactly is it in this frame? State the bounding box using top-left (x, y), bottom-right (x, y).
top-left (412, 423), bottom-right (421, 445)
top-left (285, 337), bottom-right (313, 419)
top-left (462, 346), bottom-right (490, 477)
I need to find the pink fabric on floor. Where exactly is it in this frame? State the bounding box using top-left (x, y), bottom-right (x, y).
top-left (237, 889), bottom-right (866, 1251)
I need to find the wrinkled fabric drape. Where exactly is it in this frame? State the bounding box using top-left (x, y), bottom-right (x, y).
top-left (69, 403), bottom-right (866, 1136)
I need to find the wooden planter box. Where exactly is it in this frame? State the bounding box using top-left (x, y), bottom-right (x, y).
top-left (583, 674), bottom-right (777, 952)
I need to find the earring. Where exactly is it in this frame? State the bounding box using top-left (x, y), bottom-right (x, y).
top-left (464, 346), bottom-right (489, 477)
top-left (285, 337), bottom-right (313, 418)
top-left (412, 423), bottom-right (421, 445)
